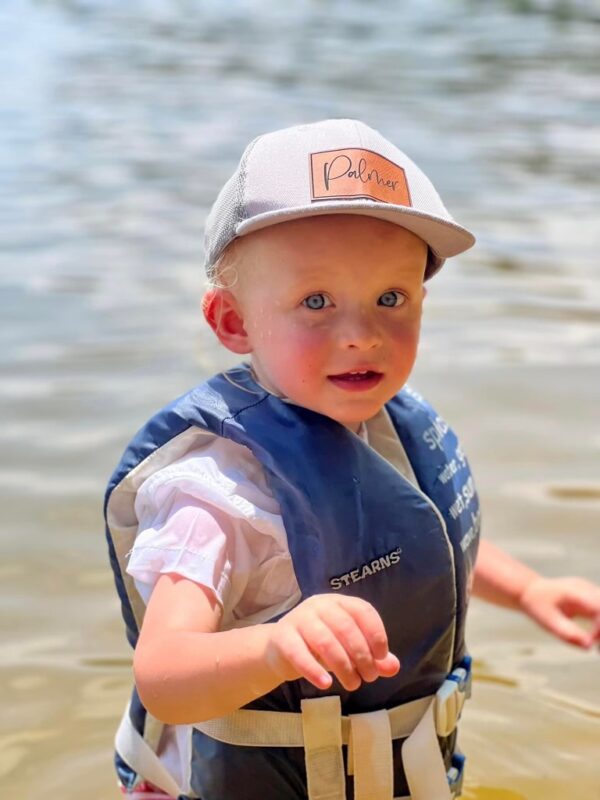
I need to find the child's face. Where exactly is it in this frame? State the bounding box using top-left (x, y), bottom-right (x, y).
top-left (208, 215), bottom-right (427, 431)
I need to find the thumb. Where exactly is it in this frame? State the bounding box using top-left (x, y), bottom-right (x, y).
top-left (540, 609), bottom-right (593, 649)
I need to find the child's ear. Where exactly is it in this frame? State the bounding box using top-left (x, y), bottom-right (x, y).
top-left (202, 289), bottom-right (252, 354)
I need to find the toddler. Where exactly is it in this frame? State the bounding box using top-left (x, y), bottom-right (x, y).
top-left (104, 119), bottom-right (600, 800)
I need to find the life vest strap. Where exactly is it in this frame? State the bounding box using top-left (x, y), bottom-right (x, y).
top-left (301, 695), bottom-right (346, 800)
top-left (115, 704), bottom-right (183, 799)
top-left (195, 694), bottom-right (433, 748)
top-left (347, 706), bottom-right (394, 799)
top-left (401, 700), bottom-right (452, 800)
top-left (117, 663), bottom-right (471, 800)
top-left (195, 665), bottom-right (471, 800)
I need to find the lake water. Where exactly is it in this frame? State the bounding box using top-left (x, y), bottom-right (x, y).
top-left (1, 1), bottom-right (599, 797)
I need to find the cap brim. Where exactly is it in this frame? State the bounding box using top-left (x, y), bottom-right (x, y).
top-left (236, 201), bottom-right (475, 263)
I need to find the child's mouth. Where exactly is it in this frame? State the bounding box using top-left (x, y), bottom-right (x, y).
top-left (328, 370), bottom-right (383, 391)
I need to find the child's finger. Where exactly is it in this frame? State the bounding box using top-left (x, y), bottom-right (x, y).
top-left (337, 596), bottom-right (390, 660)
top-left (274, 625), bottom-right (332, 689)
top-left (299, 617), bottom-right (362, 691)
top-left (542, 609), bottom-right (593, 649)
top-left (563, 586), bottom-right (600, 618)
top-left (317, 605), bottom-right (380, 683)
top-left (374, 652), bottom-right (401, 677)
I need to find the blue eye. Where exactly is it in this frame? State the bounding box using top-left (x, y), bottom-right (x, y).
top-left (378, 291), bottom-right (405, 307)
top-left (303, 294), bottom-right (331, 310)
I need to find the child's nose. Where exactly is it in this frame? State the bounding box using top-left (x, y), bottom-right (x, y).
top-left (338, 311), bottom-right (382, 350)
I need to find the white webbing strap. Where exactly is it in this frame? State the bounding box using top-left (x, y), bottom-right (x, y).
top-left (115, 704), bottom-right (182, 799)
top-left (198, 705), bottom-right (306, 746)
top-left (195, 695), bottom-right (432, 748)
top-left (195, 691), bottom-right (460, 800)
top-left (348, 709), bottom-right (394, 800)
top-left (401, 700), bottom-right (451, 800)
top-left (301, 695), bottom-right (346, 800)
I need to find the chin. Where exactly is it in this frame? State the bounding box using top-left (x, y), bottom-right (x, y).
top-left (327, 406), bottom-right (382, 430)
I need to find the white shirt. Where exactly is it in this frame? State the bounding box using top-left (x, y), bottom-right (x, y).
top-left (130, 433), bottom-right (302, 627)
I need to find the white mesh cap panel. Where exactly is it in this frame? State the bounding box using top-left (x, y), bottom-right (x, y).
top-left (204, 135), bottom-right (262, 277)
top-left (204, 171), bottom-right (244, 278)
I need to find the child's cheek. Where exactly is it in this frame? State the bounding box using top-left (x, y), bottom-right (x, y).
top-left (269, 327), bottom-right (328, 384)
top-left (284, 325), bottom-right (328, 361)
top-left (247, 309), bottom-right (276, 343)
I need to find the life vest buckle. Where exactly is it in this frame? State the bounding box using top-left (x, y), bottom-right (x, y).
top-left (434, 656), bottom-right (472, 737)
top-left (448, 655), bottom-right (472, 698)
top-left (447, 752), bottom-right (466, 797)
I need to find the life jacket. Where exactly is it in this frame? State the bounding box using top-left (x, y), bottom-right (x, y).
top-left (104, 365), bottom-right (481, 800)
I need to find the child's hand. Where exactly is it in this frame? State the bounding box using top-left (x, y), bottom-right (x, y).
top-left (519, 576), bottom-right (600, 649)
top-left (265, 594), bottom-right (400, 691)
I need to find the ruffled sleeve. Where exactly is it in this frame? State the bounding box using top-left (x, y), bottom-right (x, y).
top-left (127, 435), bottom-right (301, 628)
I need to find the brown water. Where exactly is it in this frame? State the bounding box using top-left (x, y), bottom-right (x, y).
top-left (1, 1), bottom-right (599, 797)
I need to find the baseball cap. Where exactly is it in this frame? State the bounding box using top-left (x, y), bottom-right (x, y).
top-left (204, 119), bottom-right (475, 280)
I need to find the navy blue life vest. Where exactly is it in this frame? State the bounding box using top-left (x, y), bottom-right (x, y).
top-left (104, 365), bottom-right (481, 799)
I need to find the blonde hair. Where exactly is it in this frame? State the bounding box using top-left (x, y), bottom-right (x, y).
top-left (205, 239), bottom-right (242, 293)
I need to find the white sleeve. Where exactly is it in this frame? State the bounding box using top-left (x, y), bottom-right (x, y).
top-left (127, 488), bottom-right (233, 608)
top-left (126, 436), bottom-right (301, 627)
